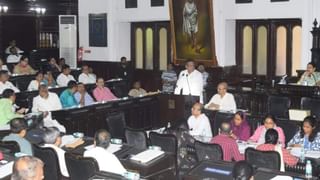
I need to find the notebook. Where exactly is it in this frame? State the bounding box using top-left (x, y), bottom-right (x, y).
top-left (130, 149), bottom-right (164, 163)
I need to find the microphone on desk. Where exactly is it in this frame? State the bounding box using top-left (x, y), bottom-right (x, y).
top-left (186, 74), bottom-right (192, 95)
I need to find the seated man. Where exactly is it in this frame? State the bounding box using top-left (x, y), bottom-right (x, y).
top-left (128, 81), bottom-right (147, 97)
top-left (2, 118), bottom-right (33, 155)
top-left (11, 156), bottom-right (44, 180)
top-left (6, 46), bottom-right (22, 64)
top-left (205, 82), bottom-right (236, 112)
top-left (59, 80), bottom-right (78, 108)
top-left (13, 56), bottom-right (36, 75)
top-left (43, 127), bottom-right (83, 178)
top-left (78, 64), bottom-right (96, 84)
top-left (187, 102), bottom-right (212, 137)
top-left (0, 89), bottom-right (25, 129)
top-left (32, 84), bottom-right (66, 133)
top-left (256, 129), bottom-right (298, 167)
top-left (74, 83), bottom-right (94, 106)
top-left (93, 77), bottom-right (117, 102)
top-left (56, 64), bottom-right (76, 87)
top-left (84, 129), bottom-right (127, 175)
top-left (210, 122), bottom-right (244, 161)
top-left (0, 70), bottom-right (20, 94)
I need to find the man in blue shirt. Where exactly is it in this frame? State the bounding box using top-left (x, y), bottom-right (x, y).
top-left (59, 80), bottom-right (78, 108)
top-left (74, 83), bottom-right (94, 106)
top-left (2, 118), bottom-right (33, 155)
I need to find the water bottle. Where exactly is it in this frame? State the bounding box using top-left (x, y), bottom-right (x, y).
top-left (167, 122), bottom-right (171, 129)
top-left (300, 148), bottom-right (305, 163)
top-left (305, 160), bottom-right (312, 179)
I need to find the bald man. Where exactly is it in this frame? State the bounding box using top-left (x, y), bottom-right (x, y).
top-left (11, 156), bottom-right (44, 180)
top-left (205, 82), bottom-right (236, 112)
top-left (187, 103), bottom-right (212, 138)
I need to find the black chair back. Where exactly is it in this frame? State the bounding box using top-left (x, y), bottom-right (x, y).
top-left (301, 97), bottom-right (320, 118)
top-left (245, 147), bottom-right (281, 170)
top-left (0, 141), bottom-right (20, 154)
top-left (267, 95), bottom-right (291, 119)
top-left (65, 152), bottom-right (99, 180)
top-left (194, 141), bottom-right (223, 162)
top-left (277, 119), bottom-right (300, 145)
top-left (106, 111), bottom-right (126, 140)
top-left (125, 128), bottom-right (148, 149)
top-left (213, 112), bottom-right (235, 136)
top-left (149, 132), bottom-right (177, 155)
top-left (32, 145), bottom-right (62, 180)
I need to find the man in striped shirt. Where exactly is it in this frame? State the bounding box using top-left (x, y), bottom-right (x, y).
top-left (211, 122), bottom-right (244, 161)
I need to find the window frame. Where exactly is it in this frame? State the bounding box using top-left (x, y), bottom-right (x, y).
top-left (236, 19), bottom-right (301, 79)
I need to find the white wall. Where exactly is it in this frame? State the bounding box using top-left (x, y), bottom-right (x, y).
top-left (78, 0), bottom-right (320, 68)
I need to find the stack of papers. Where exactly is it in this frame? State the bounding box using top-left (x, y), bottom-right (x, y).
top-left (130, 149), bottom-right (164, 163)
top-left (289, 147), bottom-right (320, 158)
top-left (271, 176), bottom-right (293, 180)
top-left (237, 142), bottom-right (258, 154)
top-left (0, 161), bottom-right (14, 178)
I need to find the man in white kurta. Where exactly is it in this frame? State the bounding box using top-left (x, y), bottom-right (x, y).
top-left (78, 65), bottom-right (96, 84)
top-left (205, 82), bottom-right (236, 112)
top-left (56, 65), bottom-right (76, 87)
top-left (174, 60), bottom-right (203, 103)
top-left (84, 129), bottom-right (127, 175)
top-left (0, 70), bottom-right (20, 94)
top-left (32, 85), bottom-right (66, 132)
top-left (188, 103), bottom-right (212, 137)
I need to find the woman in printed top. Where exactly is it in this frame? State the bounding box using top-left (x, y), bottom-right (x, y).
top-left (249, 115), bottom-right (285, 147)
top-left (288, 116), bottom-right (320, 151)
top-left (230, 111), bottom-right (251, 141)
top-left (93, 77), bottom-right (118, 102)
top-left (256, 129), bottom-right (298, 166)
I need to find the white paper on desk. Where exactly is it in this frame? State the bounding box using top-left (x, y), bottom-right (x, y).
top-left (305, 151), bottom-right (320, 159)
top-left (106, 144), bottom-right (122, 154)
top-left (84, 144), bottom-right (122, 154)
top-left (237, 142), bottom-right (258, 154)
top-left (0, 161), bottom-right (14, 178)
top-left (271, 175), bottom-right (293, 180)
top-left (60, 135), bottom-right (80, 147)
top-left (130, 149), bottom-right (164, 163)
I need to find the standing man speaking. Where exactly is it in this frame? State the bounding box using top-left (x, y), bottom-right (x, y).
top-left (174, 59), bottom-right (203, 103)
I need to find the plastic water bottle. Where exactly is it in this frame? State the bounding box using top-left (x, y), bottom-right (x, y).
top-left (305, 160), bottom-right (312, 178)
top-left (300, 148), bottom-right (305, 163)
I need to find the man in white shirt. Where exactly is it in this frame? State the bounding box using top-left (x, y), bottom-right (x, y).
top-left (84, 129), bottom-right (127, 175)
top-left (188, 102), bottom-right (212, 137)
top-left (32, 84), bottom-right (66, 133)
top-left (205, 82), bottom-right (236, 112)
top-left (6, 47), bottom-right (22, 64)
top-left (42, 127), bottom-right (83, 178)
top-left (174, 60), bottom-right (203, 103)
top-left (5, 40), bottom-right (24, 54)
top-left (0, 70), bottom-right (20, 94)
top-left (56, 64), bottom-right (76, 87)
top-left (78, 65), bottom-right (96, 84)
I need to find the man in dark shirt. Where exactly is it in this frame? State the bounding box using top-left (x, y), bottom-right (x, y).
top-left (117, 56), bottom-right (133, 94)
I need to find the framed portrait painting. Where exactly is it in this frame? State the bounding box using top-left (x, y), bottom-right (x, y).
top-left (169, 0), bottom-right (218, 66)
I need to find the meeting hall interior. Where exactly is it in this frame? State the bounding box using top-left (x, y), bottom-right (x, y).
top-left (1, 0), bottom-right (320, 179)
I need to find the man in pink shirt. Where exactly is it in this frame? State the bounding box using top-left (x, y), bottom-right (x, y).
top-left (93, 77), bottom-right (117, 102)
top-left (211, 122), bottom-right (244, 161)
